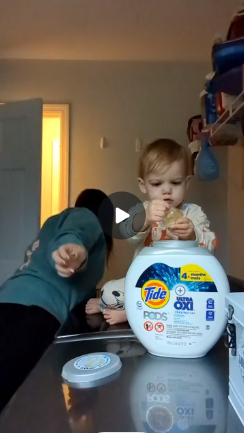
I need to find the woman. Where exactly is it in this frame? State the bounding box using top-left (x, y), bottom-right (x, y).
top-left (0, 188), bottom-right (113, 412)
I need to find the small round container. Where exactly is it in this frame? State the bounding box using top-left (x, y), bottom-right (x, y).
top-left (62, 352), bottom-right (122, 388)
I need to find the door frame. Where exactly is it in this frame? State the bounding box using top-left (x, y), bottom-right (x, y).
top-left (43, 104), bottom-right (69, 211)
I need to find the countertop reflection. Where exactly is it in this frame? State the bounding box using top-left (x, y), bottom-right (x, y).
top-left (0, 336), bottom-right (243, 433)
top-left (56, 301), bottom-right (132, 341)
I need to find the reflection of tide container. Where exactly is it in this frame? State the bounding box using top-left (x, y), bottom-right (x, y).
top-left (226, 293), bottom-right (244, 426)
top-left (200, 90), bottom-right (218, 128)
top-left (125, 241), bottom-right (230, 358)
top-left (130, 353), bottom-right (227, 433)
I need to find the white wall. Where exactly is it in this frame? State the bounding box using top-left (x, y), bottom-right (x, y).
top-left (0, 60), bottom-right (228, 281)
top-left (189, 146), bottom-right (228, 271)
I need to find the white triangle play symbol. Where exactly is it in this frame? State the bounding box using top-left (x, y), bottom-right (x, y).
top-left (115, 207), bottom-right (130, 224)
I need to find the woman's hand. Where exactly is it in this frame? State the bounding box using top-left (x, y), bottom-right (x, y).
top-left (170, 218), bottom-right (196, 241)
top-left (52, 243), bottom-right (87, 277)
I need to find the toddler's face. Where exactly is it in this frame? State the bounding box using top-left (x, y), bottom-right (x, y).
top-left (139, 160), bottom-right (190, 208)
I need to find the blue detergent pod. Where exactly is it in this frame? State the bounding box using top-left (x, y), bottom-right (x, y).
top-left (195, 137), bottom-right (219, 181)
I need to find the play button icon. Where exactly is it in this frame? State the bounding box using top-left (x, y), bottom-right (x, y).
top-left (115, 208), bottom-right (130, 224)
top-left (98, 191), bottom-right (146, 240)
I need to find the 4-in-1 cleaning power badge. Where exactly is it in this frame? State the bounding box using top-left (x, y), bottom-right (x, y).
top-left (141, 279), bottom-right (170, 309)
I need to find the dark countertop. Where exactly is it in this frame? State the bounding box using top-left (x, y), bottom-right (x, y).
top-left (0, 335), bottom-right (243, 433)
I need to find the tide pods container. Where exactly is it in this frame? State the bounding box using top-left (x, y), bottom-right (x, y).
top-left (125, 241), bottom-right (229, 358)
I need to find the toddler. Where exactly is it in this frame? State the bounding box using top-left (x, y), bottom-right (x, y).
top-left (86, 139), bottom-right (217, 324)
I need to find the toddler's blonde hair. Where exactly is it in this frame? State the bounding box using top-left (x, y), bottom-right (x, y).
top-left (138, 138), bottom-right (190, 179)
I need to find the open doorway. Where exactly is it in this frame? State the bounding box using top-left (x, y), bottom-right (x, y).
top-left (41, 104), bottom-right (69, 226)
top-left (0, 101), bottom-right (70, 227)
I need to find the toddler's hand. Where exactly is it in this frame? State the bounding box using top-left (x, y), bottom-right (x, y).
top-left (52, 243), bottom-right (87, 278)
top-left (170, 217), bottom-right (196, 240)
top-left (145, 199), bottom-right (170, 226)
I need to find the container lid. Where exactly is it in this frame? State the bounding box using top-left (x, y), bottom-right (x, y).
top-left (153, 240), bottom-right (198, 249)
top-left (61, 352), bottom-right (122, 388)
top-left (142, 240), bottom-right (212, 257)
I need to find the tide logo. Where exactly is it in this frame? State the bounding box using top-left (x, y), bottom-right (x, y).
top-left (141, 279), bottom-right (170, 309)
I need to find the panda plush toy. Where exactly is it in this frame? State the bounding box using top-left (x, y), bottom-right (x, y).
top-left (100, 279), bottom-right (125, 311)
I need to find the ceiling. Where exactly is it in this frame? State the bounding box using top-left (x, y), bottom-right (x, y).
top-left (0, 0), bottom-right (238, 61)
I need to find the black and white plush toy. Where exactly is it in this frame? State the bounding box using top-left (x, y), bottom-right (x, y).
top-left (100, 278), bottom-right (125, 311)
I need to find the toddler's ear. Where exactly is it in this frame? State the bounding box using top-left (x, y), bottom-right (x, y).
top-left (138, 178), bottom-right (147, 194)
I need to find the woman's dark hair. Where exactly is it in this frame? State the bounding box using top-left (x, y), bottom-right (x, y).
top-left (75, 189), bottom-right (113, 263)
